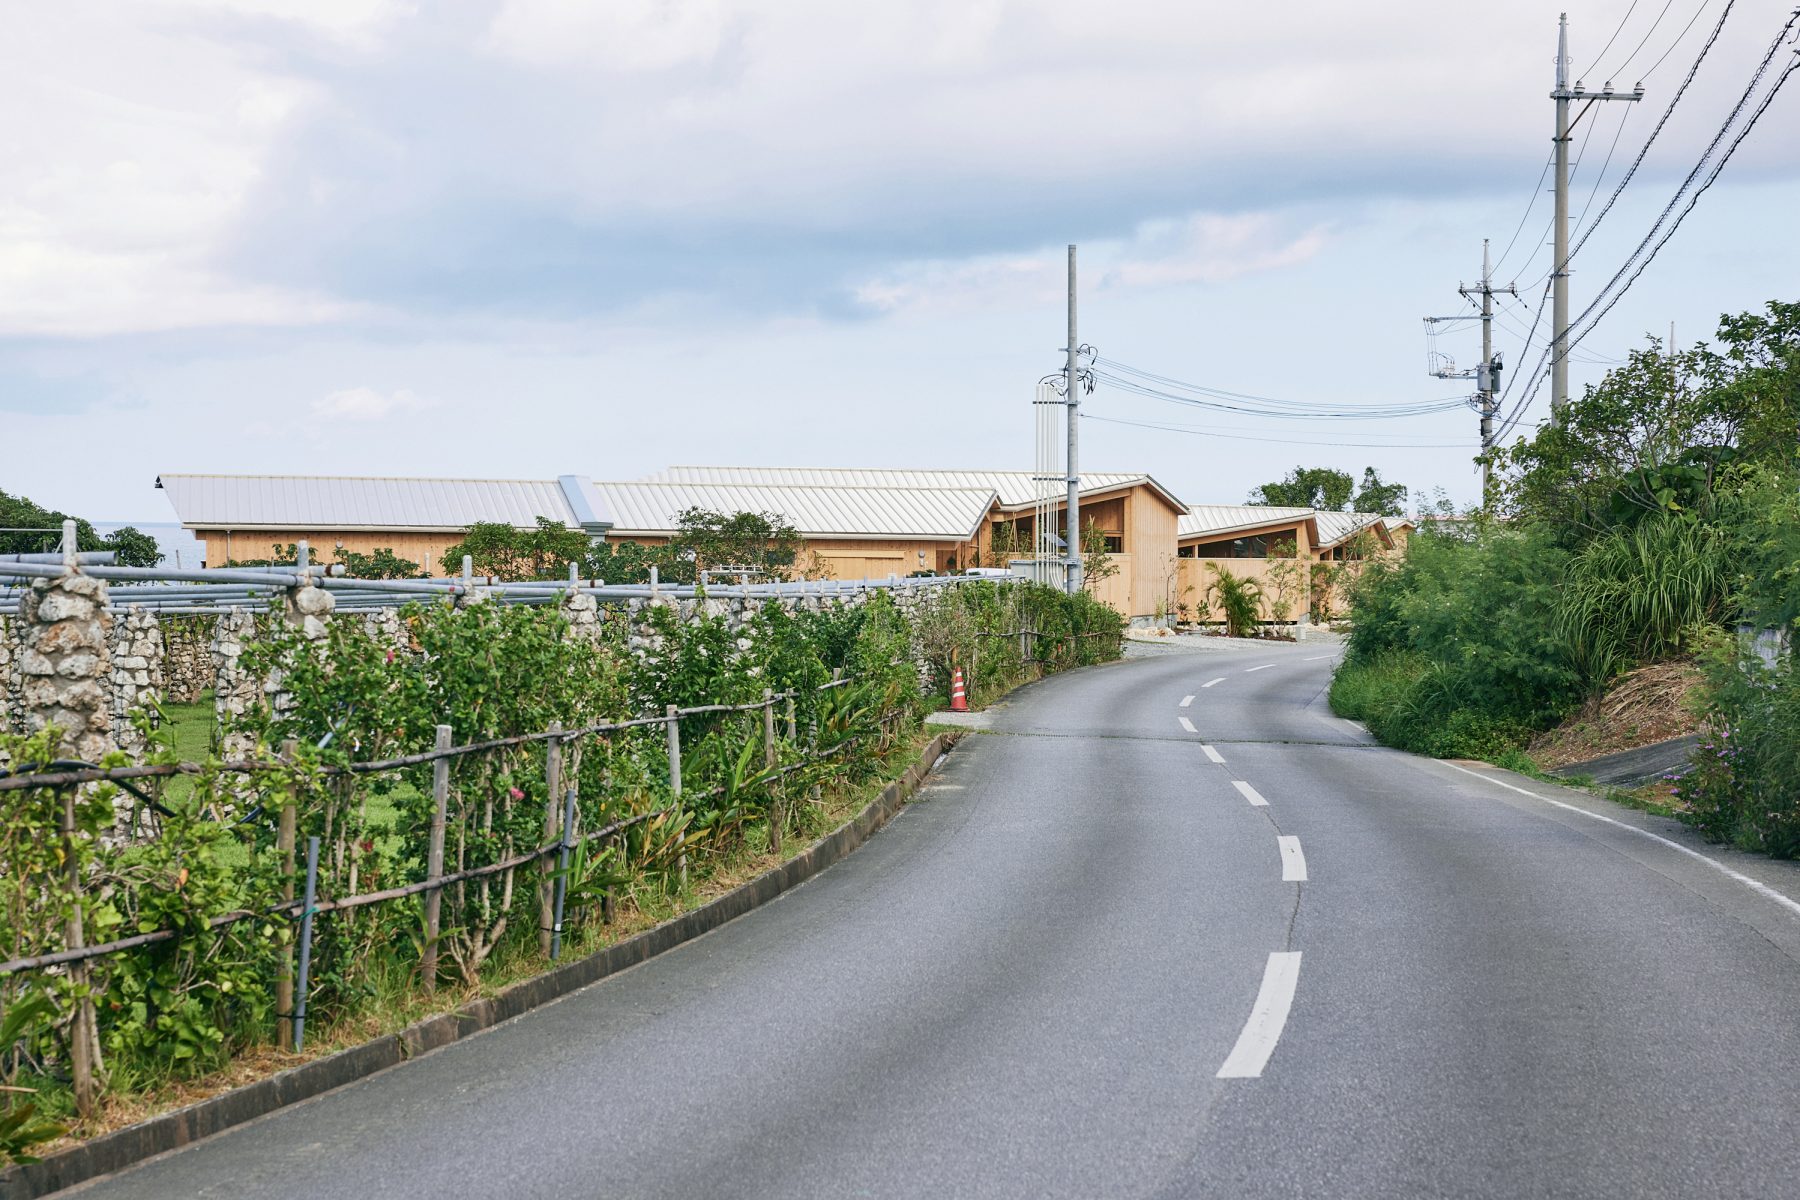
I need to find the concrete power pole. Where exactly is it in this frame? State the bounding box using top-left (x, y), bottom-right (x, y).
top-left (1550, 12), bottom-right (1642, 417)
top-left (1064, 244), bottom-right (1082, 595)
top-left (1459, 239), bottom-right (1514, 496)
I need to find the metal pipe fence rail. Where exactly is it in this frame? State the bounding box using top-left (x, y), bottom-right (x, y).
top-left (0, 543), bottom-right (988, 614)
top-left (0, 669), bottom-right (903, 1074)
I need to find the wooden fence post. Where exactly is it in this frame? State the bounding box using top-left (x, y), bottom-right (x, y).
top-left (275, 738), bottom-right (297, 1052)
top-left (422, 724), bottom-right (451, 992)
top-left (666, 705), bottom-right (685, 891)
top-left (539, 721), bottom-right (562, 958)
top-left (61, 789), bottom-right (95, 1120)
top-left (763, 688), bottom-right (780, 855)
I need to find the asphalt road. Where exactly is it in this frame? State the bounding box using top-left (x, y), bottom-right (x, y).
top-left (74, 643), bottom-right (1800, 1199)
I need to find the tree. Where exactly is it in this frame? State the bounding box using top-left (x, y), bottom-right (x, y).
top-left (1080, 519), bottom-right (1119, 592)
top-left (1488, 301), bottom-right (1800, 538)
top-left (1352, 468), bottom-right (1408, 516)
top-left (668, 508), bottom-right (805, 579)
top-left (585, 539), bottom-right (690, 585)
top-left (1248, 468), bottom-right (1353, 510)
top-left (440, 517), bottom-right (594, 581)
top-left (335, 547), bottom-right (425, 579)
top-left (1249, 466), bottom-right (1408, 515)
top-left (0, 490), bottom-right (163, 565)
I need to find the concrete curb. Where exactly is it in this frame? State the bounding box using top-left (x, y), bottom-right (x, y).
top-left (1548, 733), bottom-right (1697, 785)
top-left (3, 731), bottom-right (959, 1200)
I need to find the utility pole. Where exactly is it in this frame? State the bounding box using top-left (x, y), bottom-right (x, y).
top-left (1550, 12), bottom-right (1643, 417)
top-left (1064, 244), bottom-right (1082, 595)
top-left (1459, 239), bottom-right (1515, 496)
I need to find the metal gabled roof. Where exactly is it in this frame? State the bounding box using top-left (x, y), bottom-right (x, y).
top-left (643, 465), bottom-right (1186, 512)
top-left (156, 473), bottom-right (584, 532)
top-left (591, 481), bottom-right (997, 541)
top-left (1177, 504), bottom-right (1399, 550)
top-left (1313, 510), bottom-right (1391, 548)
top-left (1178, 505), bottom-right (1316, 541)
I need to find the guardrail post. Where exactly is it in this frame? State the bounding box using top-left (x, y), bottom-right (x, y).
top-left (550, 787), bottom-right (577, 961)
top-left (60, 787), bottom-right (96, 1119)
top-left (276, 738), bottom-right (298, 1052)
top-left (539, 722), bottom-right (562, 958)
top-left (422, 724), bottom-right (451, 992)
top-left (293, 836), bottom-right (320, 1053)
top-left (666, 704), bottom-right (684, 891)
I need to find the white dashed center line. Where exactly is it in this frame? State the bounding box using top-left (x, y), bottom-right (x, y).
top-left (1180, 695), bottom-right (1195, 708)
top-left (1231, 780), bottom-right (1269, 807)
top-left (1217, 952), bottom-right (1303, 1079)
top-left (1245, 664), bottom-right (1274, 673)
top-left (1277, 835), bottom-right (1308, 881)
top-left (1202, 678), bottom-right (1225, 688)
top-left (1201, 744), bottom-right (1226, 764)
top-left (1178, 716), bottom-right (1197, 734)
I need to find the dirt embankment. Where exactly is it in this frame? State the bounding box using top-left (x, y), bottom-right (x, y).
top-left (1529, 659), bottom-right (1703, 770)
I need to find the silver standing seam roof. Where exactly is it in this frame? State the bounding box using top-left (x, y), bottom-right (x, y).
top-left (1178, 504), bottom-right (1399, 549)
top-left (592, 481), bottom-right (998, 541)
top-left (156, 474), bottom-right (611, 533)
top-left (643, 466), bottom-right (1185, 511)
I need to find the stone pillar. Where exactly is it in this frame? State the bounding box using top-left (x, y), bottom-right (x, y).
top-left (108, 606), bottom-right (165, 758)
top-left (560, 588), bottom-right (603, 647)
top-left (0, 612), bottom-right (21, 735)
top-left (282, 581), bottom-right (335, 641)
top-left (162, 615), bottom-right (217, 704)
top-left (18, 571), bottom-right (114, 763)
top-left (211, 609), bottom-right (260, 761)
top-left (267, 582), bottom-right (336, 724)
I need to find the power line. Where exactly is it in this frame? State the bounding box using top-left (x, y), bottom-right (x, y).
top-left (1504, 8), bottom-right (1797, 436)
top-left (1641, 0), bottom-right (1719, 80)
top-left (1592, 0), bottom-right (1646, 71)
top-left (1093, 359), bottom-right (1470, 420)
top-left (1081, 413), bottom-right (1479, 450)
top-left (1603, 0), bottom-right (1679, 80)
top-left (1569, 0), bottom-right (1740, 260)
top-left (1500, 27), bottom-right (1799, 437)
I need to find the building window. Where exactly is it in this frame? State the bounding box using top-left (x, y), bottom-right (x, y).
top-left (1188, 535), bottom-right (1268, 558)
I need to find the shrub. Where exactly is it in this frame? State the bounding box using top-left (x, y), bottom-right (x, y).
top-left (1676, 631), bottom-right (1800, 856)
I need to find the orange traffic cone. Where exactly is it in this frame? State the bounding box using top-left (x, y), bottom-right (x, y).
top-left (950, 668), bottom-right (969, 712)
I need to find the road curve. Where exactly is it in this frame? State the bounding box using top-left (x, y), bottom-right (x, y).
top-left (72, 644), bottom-right (1800, 1199)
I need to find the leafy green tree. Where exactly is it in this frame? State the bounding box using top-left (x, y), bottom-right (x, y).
top-left (0, 490), bottom-right (161, 564)
top-left (1352, 468), bottom-right (1408, 516)
top-left (440, 516), bottom-right (593, 581)
top-left (1249, 466), bottom-right (1407, 514)
top-left (335, 547), bottom-right (425, 579)
top-left (668, 508), bottom-right (804, 579)
top-left (101, 526), bottom-right (163, 567)
top-left (1248, 467), bottom-right (1353, 510)
top-left (585, 539), bottom-right (691, 585)
top-left (1488, 301), bottom-right (1800, 536)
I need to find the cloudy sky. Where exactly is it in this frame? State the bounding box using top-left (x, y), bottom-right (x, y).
top-left (5, 0), bottom-right (1797, 524)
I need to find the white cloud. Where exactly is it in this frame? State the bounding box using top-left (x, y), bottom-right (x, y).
top-left (310, 387), bottom-right (433, 421)
top-left (852, 211), bottom-right (1331, 316)
top-left (484, 0), bottom-right (728, 71)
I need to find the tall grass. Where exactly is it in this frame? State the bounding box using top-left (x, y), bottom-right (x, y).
top-left (1553, 515), bottom-right (1730, 690)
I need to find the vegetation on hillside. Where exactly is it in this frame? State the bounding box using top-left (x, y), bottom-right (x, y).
top-left (1331, 299), bottom-right (1800, 854)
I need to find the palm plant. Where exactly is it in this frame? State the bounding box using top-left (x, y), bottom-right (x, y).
top-left (1206, 565), bottom-right (1265, 639)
